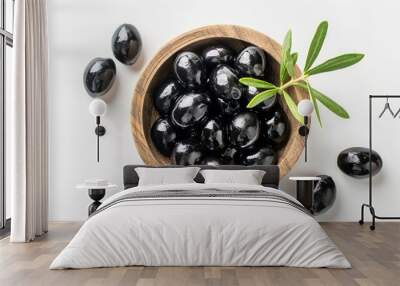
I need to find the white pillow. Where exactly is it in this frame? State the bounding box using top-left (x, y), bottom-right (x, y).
top-left (200, 169), bottom-right (266, 185)
top-left (135, 167), bottom-right (200, 186)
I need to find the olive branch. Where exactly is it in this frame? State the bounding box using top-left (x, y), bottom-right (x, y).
top-left (239, 21), bottom-right (364, 126)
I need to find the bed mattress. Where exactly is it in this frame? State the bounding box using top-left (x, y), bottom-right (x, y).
top-left (50, 183), bottom-right (350, 269)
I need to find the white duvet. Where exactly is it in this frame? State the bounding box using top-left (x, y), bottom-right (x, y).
top-left (50, 183), bottom-right (350, 269)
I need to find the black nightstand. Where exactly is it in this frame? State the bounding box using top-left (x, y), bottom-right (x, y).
top-left (76, 183), bottom-right (117, 216)
top-left (289, 177), bottom-right (321, 213)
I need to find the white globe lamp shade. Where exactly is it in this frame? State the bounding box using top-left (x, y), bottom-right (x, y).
top-left (298, 99), bottom-right (314, 116)
top-left (89, 99), bottom-right (107, 117)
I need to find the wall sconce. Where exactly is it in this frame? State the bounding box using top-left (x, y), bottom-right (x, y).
top-left (298, 99), bottom-right (314, 162)
top-left (89, 99), bottom-right (107, 162)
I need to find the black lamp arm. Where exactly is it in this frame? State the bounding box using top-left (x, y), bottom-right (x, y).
top-left (298, 116), bottom-right (309, 162)
top-left (304, 116), bottom-right (308, 126)
top-left (94, 116), bottom-right (106, 162)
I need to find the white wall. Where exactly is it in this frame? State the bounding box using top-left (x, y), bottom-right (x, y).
top-left (48, 0), bottom-right (400, 221)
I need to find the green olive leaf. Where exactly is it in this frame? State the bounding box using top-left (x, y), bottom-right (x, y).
top-left (239, 77), bottom-right (276, 89)
top-left (295, 82), bottom-right (350, 119)
top-left (306, 81), bottom-right (322, 127)
top-left (280, 64), bottom-right (289, 85)
top-left (247, 89), bottom-right (278, 108)
top-left (304, 21), bottom-right (328, 72)
top-left (291, 52), bottom-right (298, 66)
top-left (285, 52), bottom-right (298, 78)
top-left (306, 53), bottom-right (364, 76)
top-left (240, 21), bottom-right (360, 127)
top-left (282, 90), bottom-right (304, 124)
top-left (311, 88), bottom-right (350, 118)
top-left (280, 30), bottom-right (292, 85)
top-left (280, 53), bottom-right (298, 85)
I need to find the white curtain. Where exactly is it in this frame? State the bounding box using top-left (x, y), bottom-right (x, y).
top-left (9, 0), bottom-right (48, 242)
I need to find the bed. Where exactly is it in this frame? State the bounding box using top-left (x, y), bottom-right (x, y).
top-left (50, 165), bottom-right (350, 269)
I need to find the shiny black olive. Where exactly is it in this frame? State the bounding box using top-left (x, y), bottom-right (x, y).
top-left (229, 111), bottom-right (260, 149)
top-left (245, 85), bottom-right (259, 98)
top-left (150, 118), bottom-right (177, 157)
top-left (337, 147), bottom-right (383, 178)
top-left (171, 92), bottom-right (212, 129)
top-left (235, 146), bottom-right (277, 165)
top-left (83, 58), bottom-right (116, 97)
top-left (210, 64), bottom-right (243, 100)
top-left (152, 80), bottom-right (181, 116)
top-left (201, 156), bottom-right (223, 166)
top-left (202, 46), bottom-right (234, 69)
top-left (201, 118), bottom-right (226, 151)
top-left (174, 51), bottom-right (206, 88)
top-left (175, 127), bottom-right (200, 141)
top-left (245, 86), bottom-right (278, 114)
top-left (262, 109), bottom-right (290, 148)
top-left (235, 46), bottom-right (266, 77)
top-left (111, 24), bottom-right (142, 65)
top-left (214, 97), bottom-right (242, 117)
top-left (171, 140), bottom-right (204, 165)
top-left (221, 146), bottom-right (239, 164)
top-left (311, 175), bottom-right (336, 215)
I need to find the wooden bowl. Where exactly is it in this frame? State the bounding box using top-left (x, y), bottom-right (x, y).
top-left (131, 25), bottom-right (308, 178)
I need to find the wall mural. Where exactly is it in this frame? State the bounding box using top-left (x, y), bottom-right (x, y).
top-left (131, 23), bottom-right (363, 174)
top-left (337, 147), bottom-right (383, 178)
top-left (112, 23), bottom-right (142, 65)
top-left (131, 25), bottom-right (309, 177)
top-left (151, 42), bottom-right (292, 165)
top-left (83, 23), bottom-right (142, 162)
top-left (83, 58), bottom-right (116, 97)
top-left (149, 43), bottom-right (290, 166)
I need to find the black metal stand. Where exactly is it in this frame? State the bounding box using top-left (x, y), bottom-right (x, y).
top-left (298, 116), bottom-right (310, 162)
top-left (88, 188), bottom-right (105, 216)
top-left (359, 95), bottom-right (400, 230)
top-left (296, 180), bottom-right (318, 213)
top-left (94, 116), bottom-right (106, 163)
